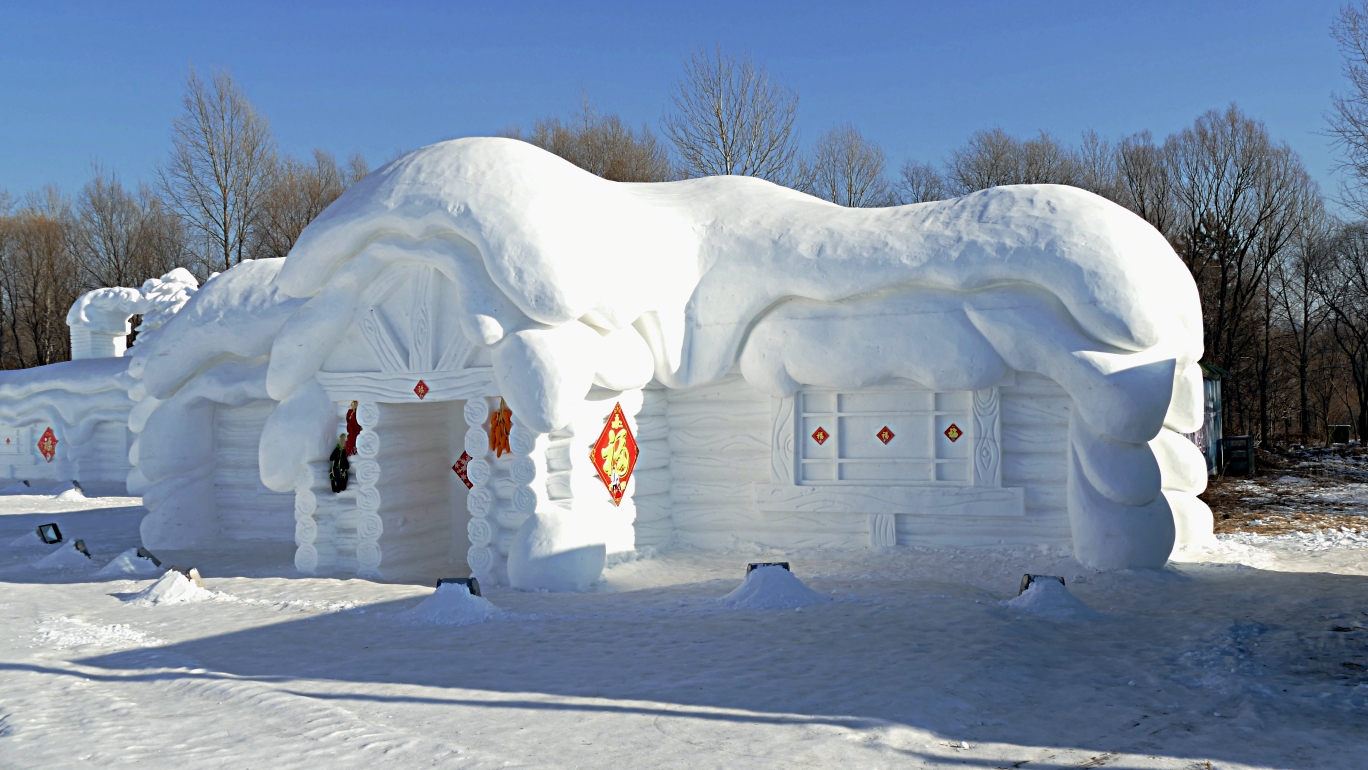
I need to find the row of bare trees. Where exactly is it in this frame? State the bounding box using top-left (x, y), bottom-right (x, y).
top-left (0, 69), bottom-right (367, 369)
top-left (7, 24), bottom-right (1368, 443)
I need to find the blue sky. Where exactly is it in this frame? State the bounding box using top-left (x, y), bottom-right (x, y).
top-left (0, 1), bottom-right (1351, 199)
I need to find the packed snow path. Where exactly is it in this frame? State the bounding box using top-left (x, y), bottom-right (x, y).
top-left (1, 494), bottom-right (1366, 769)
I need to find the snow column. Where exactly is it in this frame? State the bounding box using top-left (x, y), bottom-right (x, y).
top-left (294, 400), bottom-right (367, 574)
top-left (628, 385), bottom-right (672, 547)
top-left (464, 397), bottom-right (543, 586)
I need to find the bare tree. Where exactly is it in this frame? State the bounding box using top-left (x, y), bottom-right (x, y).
top-left (894, 160), bottom-right (947, 203)
top-left (663, 46), bottom-right (800, 183)
top-left (1329, 2), bottom-right (1368, 217)
top-left (508, 97), bottom-right (673, 182)
top-left (1113, 130), bottom-right (1178, 234)
top-left (944, 128), bottom-right (1079, 195)
top-left (802, 124), bottom-right (891, 207)
top-left (1319, 223), bottom-right (1368, 439)
top-left (1167, 106), bottom-right (1313, 439)
top-left (159, 68), bottom-right (277, 275)
top-left (1274, 194), bottom-right (1335, 438)
top-left (0, 189), bottom-right (81, 367)
top-left (252, 150), bottom-right (369, 259)
top-left (70, 165), bottom-right (187, 289)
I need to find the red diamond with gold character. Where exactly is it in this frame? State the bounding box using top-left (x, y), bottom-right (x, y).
top-left (37, 427), bottom-right (58, 462)
top-left (811, 426), bottom-right (829, 445)
top-left (413, 380), bottom-right (429, 400)
top-left (590, 402), bottom-right (639, 506)
top-left (944, 423), bottom-right (962, 442)
top-left (877, 426), bottom-right (895, 445)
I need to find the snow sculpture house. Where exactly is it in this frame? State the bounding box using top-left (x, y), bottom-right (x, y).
top-left (132, 137), bottom-right (1214, 588)
top-left (0, 269), bottom-right (196, 493)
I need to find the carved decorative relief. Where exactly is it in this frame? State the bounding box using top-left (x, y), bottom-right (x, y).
top-left (972, 387), bottom-right (1001, 487)
top-left (770, 397), bottom-right (795, 484)
top-left (868, 512), bottom-right (897, 547)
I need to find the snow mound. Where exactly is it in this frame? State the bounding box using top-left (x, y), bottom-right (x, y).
top-left (1002, 578), bottom-right (1100, 620)
top-left (97, 548), bottom-right (163, 577)
top-left (718, 566), bottom-right (830, 610)
top-left (51, 483), bottom-right (86, 502)
top-left (8, 531), bottom-right (45, 547)
top-left (1, 481), bottom-right (33, 494)
top-left (32, 542), bottom-right (94, 570)
top-left (125, 570), bottom-right (213, 606)
top-left (401, 583), bottom-right (498, 626)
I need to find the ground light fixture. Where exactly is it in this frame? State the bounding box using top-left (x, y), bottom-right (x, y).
top-left (436, 577), bottom-right (481, 596)
top-left (747, 562), bottom-right (790, 574)
top-left (135, 547), bottom-right (162, 567)
top-left (36, 522), bottom-right (62, 544)
top-left (168, 565), bottom-right (205, 588)
top-left (1018, 574), bottom-right (1066, 595)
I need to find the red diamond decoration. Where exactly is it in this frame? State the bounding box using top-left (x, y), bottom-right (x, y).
top-left (811, 426), bottom-right (829, 445)
top-left (37, 427), bottom-right (57, 462)
top-left (452, 451), bottom-right (473, 489)
top-left (944, 423), bottom-right (962, 442)
top-left (877, 426), bottom-right (895, 445)
top-left (590, 402), bottom-right (639, 506)
top-left (413, 380), bottom-right (429, 400)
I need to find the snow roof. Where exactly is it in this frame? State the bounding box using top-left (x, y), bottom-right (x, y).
top-left (266, 138), bottom-right (1203, 440)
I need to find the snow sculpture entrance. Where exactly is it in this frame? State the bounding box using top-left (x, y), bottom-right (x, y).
top-left (293, 263), bottom-right (501, 579)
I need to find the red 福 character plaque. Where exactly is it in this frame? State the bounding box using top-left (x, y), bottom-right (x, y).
top-left (37, 427), bottom-right (58, 463)
top-left (591, 402), bottom-right (638, 506)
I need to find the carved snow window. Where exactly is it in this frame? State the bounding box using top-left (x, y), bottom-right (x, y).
top-left (761, 382), bottom-right (1019, 519)
top-left (797, 389), bottom-right (974, 485)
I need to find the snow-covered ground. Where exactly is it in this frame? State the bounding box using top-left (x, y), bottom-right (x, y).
top-left (2, 492), bottom-right (1366, 769)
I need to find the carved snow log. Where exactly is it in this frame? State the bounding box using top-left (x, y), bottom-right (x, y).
top-left (632, 517), bottom-right (673, 545)
top-left (671, 504), bottom-right (764, 529)
top-left (632, 439), bottom-right (670, 470)
top-left (544, 442), bottom-right (573, 471)
top-left (356, 484), bottom-right (447, 513)
top-left (669, 456), bottom-right (769, 480)
top-left (666, 412), bottom-right (768, 433)
top-left (495, 508), bottom-right (530, 531)
top-left (667, 429), bottom-right (769, 455)
top-left (544, 470), bottom-right (572, 500)
top-left (632, 493), bottom-right (672, 522)
top-left (631, 466), bottom-right (671, 497)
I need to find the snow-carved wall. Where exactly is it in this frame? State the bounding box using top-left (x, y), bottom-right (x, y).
top-left (0, 358), bottom-right (133, 489)
top-left (127, 259), bottom-right (308, 548)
